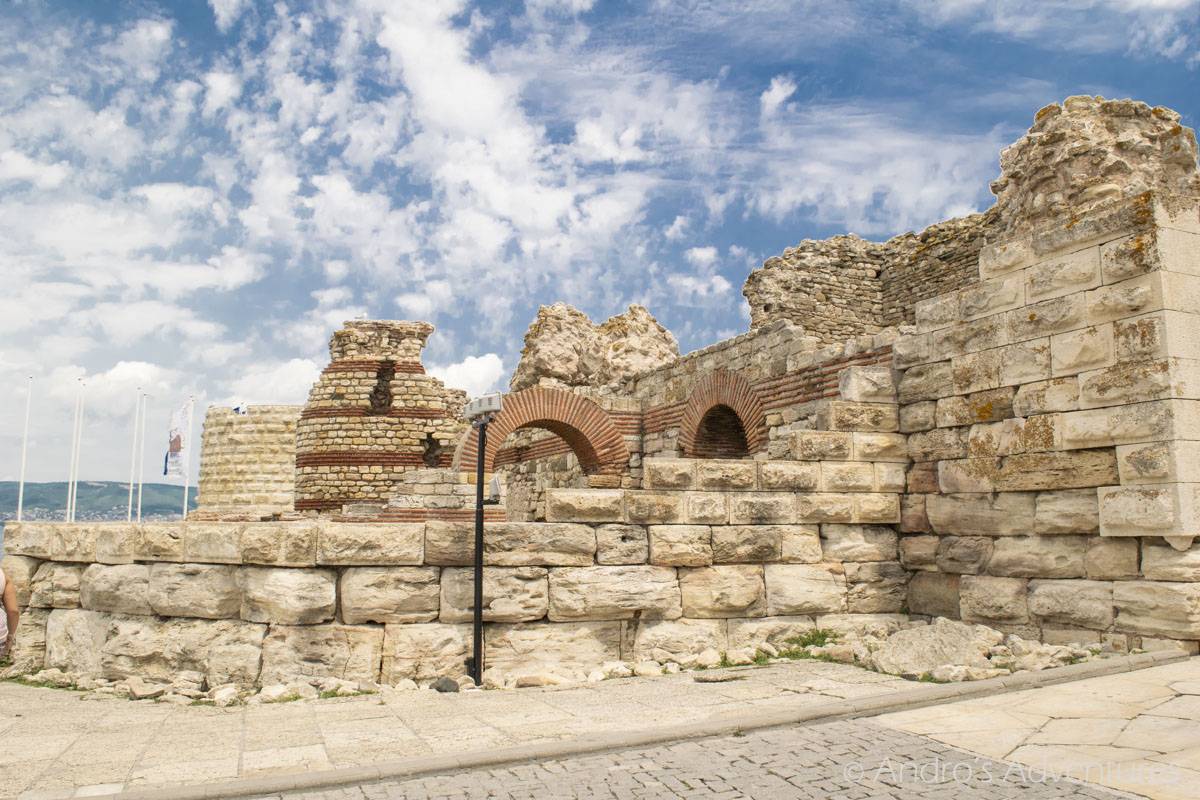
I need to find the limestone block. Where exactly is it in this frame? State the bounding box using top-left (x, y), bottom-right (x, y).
top-left (937, 388), bottom-right (1014, 428)
top-left (182, 523), bottom-right (243, 564)
top-left (0, 555), bottom-right (40, 606)
top-left (648, 525), bottom-right (711, 567)
top-left (548, 566), bottom-right (681, 621)
top-left (820, 462), bottom-right (875, 493)
top-left (915, 292), bottom-right (959, 332)
top-left (261, 624), bottom-right (384, 685)
top-left (952, 349), bottom-right (1002, 394)
top-left (838, 365), bottom-right (896, 403)
top-left (728, 493), bottom-right (795, 524)
top-left (907, 428), bottom-right (969, 462)
top-left (340, 567), bottom-right (440, 624)
top-left (381, 622), bottom-right (469, 683)
top-left (937, 458), bottom-right (998, 492)
top-left (1014, 377), bottom-right (1080, 416)
top-left (726, 616), bottom-right (816, 652)
top-left (45, 608), bottom-right (107, 676)
top-left (893, 332), bottom-right (932, 369)
top-left (545, 489), bottom-right (624, 523)
top-left (1035, 489), bottom-right (1100, 534)
top-left (1086, 272), bottom-right (1161, 326)
top-left (1114, 312), bottom-right (1169, 362)
top-left (815, 613), bottom-right (910, 638)
top-left (1051, 324), bottom-right (1113, 377)
top-left (1007, 293), bottom-right (1086, 342)
top-left (1115, 441), bottom-right (1200, 484)
top-left (440, 567), bottom-right (548, 623)
top-left (0, 523), bottom-right (51, 559)
top-left (900, 494), bottom-right (931, 533)
top-left (135, 523), bottom-right (185, 562)
top-left (999, 338), bottom-right (1052, 386)
top-left (926, 492), bottom-right (1036, 536)
top-left (987, 536), bottom-right (1087, 578)
top-left (424, 522), bottom-right (596, 566)
top-left (907, 572), bottom-right (960, 619)
top-left (1142, 543), bottom-right (1200, 582)
top-left (930, 316), bottom-right (1006, 362)
top-left (899, 535), bottom-right (938, 571)
top-left (100, 616), bottom-right (267, 687)
top-left (781, 526), bottom-right (823, 563)
top-left (711, 525), bottom-right (781, 563)
top-left (595, 524), bottom-right (648, 565)
top-left (790, 431), bottom-right (852, 461)
top-left (1028, 580), bottom-right (1114, 628)
top-left (1079, 358), bottom-right (1200, 410)
top-left (934, 536), bottom-right (993, 575)
top-left (817, 401), bottom-right (898, 433)
top-left (695, 460), bottom-right (758, 490)
top-left (1085, 538), bottom-right (1139, 580)
top-left (643, 459), bottom-right (695, 490)
top-left (759, 461), bottom-right (819, 491)
top-left (794, 493), bottom-right (855, 523)
top-left (148, 563), bottom-right (240, 619)
top-left (1098, 483), bottom-right (1200, 539)
top-left (43, 524), bottom-right (98, 563)
top-left (317, 523), bottom-right (424, 565)
top-left (819, 524), bottom-right (897, 562)
top-left (907, 462), bottom-right (939, 494)
top-left (875, 463), bottom-right (907, 493)
top-left (960, 575), bottom-right (1029, 624)
top-left (960, 274), bottom-right (1025, 320)
top-left (241, 522), bottom-right (318, 567)
top-left (853, 432), bottom-right (909, 462)
top-left (2, 607), bottom-right (47, 676)
top-left (79, 564), bottom-right (151, 616)
top-left (898, 362), bottom-right (954, 403)
top-left (845, 562), bottom-right (908, 613)
top-left (487, 621), bottom-right (621, 676)
top-left (1113, 582), bottom-right (1200, 639)
top-left (870, 617), bottom-right (997, 675)
top-left (1025, 248), bottom-right (1101, 303)
top-left (764, 564), bottom-right (846, 615)
top-left (95, 525), bottom-right (136, 565)
top-left (855, 493), bottom-right (901, 524)
top-left (900, 401), bottom-right (936, 433)
top-left (239, 567), bottom-right (337, 625)
top-left (684, 492), bottom-right (728, 524)
top-left (995, 449), bottom-right (1118, 492)
top-left (679, 566), bottom-right (765, 618)
top-left (1060, 401), bottom-right (1179, 450)
top-left (631, 619), bottom-right (726, 668)
top-left (28, 563), bottom-right (82, 609)
top-left (625, 492), bottom-right (684, 524)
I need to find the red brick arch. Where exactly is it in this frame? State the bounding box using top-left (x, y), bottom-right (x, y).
top-left (452, 387), bottom-right (630, 481)
top-left (678, 370), bottom-right (767, 458)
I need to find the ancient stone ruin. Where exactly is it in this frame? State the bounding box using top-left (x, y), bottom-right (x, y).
top-left (4, 96), bottom-right (1199, 693)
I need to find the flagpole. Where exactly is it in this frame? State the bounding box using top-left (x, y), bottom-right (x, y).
top-left (137, 395), bottom-right (149, 523)
top-left (182, 396), bottom-right (195, 519)
top-left (71, 379), bottom-right (86, 522)
top-left (127, 387), bottom-right (142, 522)
top-left (66, 379), bottom-right (82, 522)
top-left (17, 376), bottom-right (32, 522)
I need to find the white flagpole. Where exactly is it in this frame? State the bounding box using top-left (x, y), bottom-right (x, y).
top-left (65, 380), bottom-right (82, 521)
top-left (70, 380), bottom-right (86, 522)
top-left (182, 396), bottom-right (195, 519)
top-left (17, 376), bottom-right (32, 522)
top-left (127, 387), bottom-right (142, 522)
top-left (137, 395), bottom-right (149, 523)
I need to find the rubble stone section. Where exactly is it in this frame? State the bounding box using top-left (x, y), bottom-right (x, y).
top-left (196, 405), bottom-right (299, 517)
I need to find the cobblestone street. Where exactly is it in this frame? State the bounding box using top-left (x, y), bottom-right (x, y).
top-left (266, 720), bottom-right (1133, 800)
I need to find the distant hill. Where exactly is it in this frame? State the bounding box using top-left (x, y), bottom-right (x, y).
top-left (0, 481), bottom-right (197, 523)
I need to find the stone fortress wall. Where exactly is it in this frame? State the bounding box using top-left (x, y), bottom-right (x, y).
top-left (3, 95), bottom-right (1200, 689)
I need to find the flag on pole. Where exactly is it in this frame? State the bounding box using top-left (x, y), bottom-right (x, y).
top-left (163, 402), bottom-right (190, 477)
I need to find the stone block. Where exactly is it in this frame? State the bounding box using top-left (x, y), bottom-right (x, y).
top-left (240, 567), bottom-right (337, 625)
top-left (0, 554), bottom-right (39, 606)
top-left (1060, 400), bottom-right (1181, 450)
top-left (898, 362), bottom-right (954, 403)
top-left (907, 462), bottom-right (939, 494)
top-left (545, 489), bottom-right (624, 522)
top-left (845, 562), bottom-right (908, 613)
top-left (261, 624), bottom-right (384, 685)
top-left (1014, 377), bottom-right (1080, 416)
top-left (148, 563), bottom-right (240, 619)
top-left (595, 524), bottom-right (648, 565)
top-left (907, 572), bottom-right (960, 619)
top-left (695, 460), bottom-right (758, 490)
top-left (794, 492), bottom-right (855, 523)
top-left (994, 449), bottom-right (1118, 491)
top-left (548, 566), bottom-right (681, 621)
top-left (900, 494), bottom-right (931, 533)
top-left (790, 430), bottom-right (852, 461)
top-left (648, 525), bottom-right (712, 566)
top-left (908, 427), bottom-right (969, 462)
top-left (1085, 538), bottom-right (1139, 580)
top-left (631, 619), bottom-right (726, 668)
top-left (819, 524), bottom-right (897, 562)
top-left (875, 462), bottom-right (907, 492)
top-left (1113, 312), bottom-right (1167, 362)
top-left (135, 523), bottom-right (185, 562)
top-left (934, 536), bottom-right (993, 575)
top-left (781, 526), bottom-right (823, 563)
top-left (726, 616), bottom-right (817, 652)
top-left (425, 522), bottom-right (596, 566)
top-left (381, 622), bottom-right (470, 683)
top-left (816, 613), bottom-right (911, 638)
top-left (711, 525), bottom-right (781, 563)
top-left (45, 608), bottom-right (107, 676)
top-left (0, 522), bottom-right (50, 559)
top-left (1115, 441), bottom-right (1200, 484)
top-left (1007, 293), bottom-right (1086, 342)
top-left (679, 565), bottom-right (766, 618)
top-left (961, 274), bottom-right (1024, 320)
top-left (439, 566), bottom-right (548, 623)
top-left (980, 237), bottom-right (1034, 279)
top-left (99, 615), bottom-right (266, 687)
top-left (317, 523), bottom-right (424, 565)
top-left (1035, 489), bottom-right (1100, 534)
top-left (926, 492), bottom-right (1035, 536)
top-left (728, 493), bottom-right (795, 524)
top-left (1051, 324), bottom-right (1113, 377)
top-left (960, 575), bottom-right (1029, 624)
top-left (95, 525), bottom-right (136, 565)
top-left (899, 535), bottom-right (938, 571)
top-left (759, 461), bottom-right (820, 490)
top-left (241, 522), bottom-right (318, 567)
top-left (937, 458), bottom-right (998, 492)
top-left (625, 491), bottom-right (684, 524)
top-left (1029, 580), bottom-right (1114, 628)
top-left (937, 388), bottom-right (1014, 428)
top-left (764, 564), bottom-right (846, 615)
top-left (1086, 272), bottom-right (1161, 326)
top-left (1113, 582), bottom-right (1200, 639)
top-left (893, 332), bottom-right (932, 368)
top-left (930, 316), bottom-right (1007, 361)
top-left (3, 606), bottom-right (47, 676)
top-left (817, 401), bottom-right (899, 433)
top-left (79, 564), bottom-right (151, 616)
top-left (821, 462), bottom-right (875, 492)
top-left (899, 401), bottom-right (936, 433)
top-left (987, 536), bottom-right (1087, 578)
top-left (643, 459), bottom-right (695, 490)
top-left (838, 365), bottom-right (896, 403)
top-left (999, 338), bottom-right (1052, 386)
top-left (28, 563), bottom-right (82, 609)
top-left (182, 523), bottom-right (242, 564)
top-left (340, 566), bottom-right (441, 624)
top-left (1142, 543), bottom-right (1200, 582)
top-left (1079, 358), bottom-right (1200, 410)
top-left (44, 524), bottom-right (98, 563)
top-left (855, 493), bottom-right (901, 524)
top-left (915, 292), bottom-right (959, 332)
top-left (952, 348), bottom-right (1003, 394)
top-left (852, 432), bottom-right (909, 462)
top-left (1025, 248), bottom-right (1101, 302)
top-left (487, 621), bottom-right (621, 677)
top-left (1098, 483), bottom-right (1200, 539)
top-left (684, 492), bottom-right (728, 524)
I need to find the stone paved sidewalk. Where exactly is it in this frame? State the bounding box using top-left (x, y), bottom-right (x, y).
top-left (877, 657), bottom-right (1200, 800)
top-left (2, 660), bottom-right (909, 800)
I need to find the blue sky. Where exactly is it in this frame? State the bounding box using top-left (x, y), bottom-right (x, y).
top-left (1, 0), bottom-right (1197, 483)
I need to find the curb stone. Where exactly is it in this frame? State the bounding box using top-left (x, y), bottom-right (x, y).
top-left (106, 650), bottom-right (1191, 800)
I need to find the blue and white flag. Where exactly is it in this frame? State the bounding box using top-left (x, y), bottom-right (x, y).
top-left (163, 402), bottom-right (190, 477)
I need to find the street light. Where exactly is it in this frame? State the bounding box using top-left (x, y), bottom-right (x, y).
top-left (463, 393), bottom-right (503, 685)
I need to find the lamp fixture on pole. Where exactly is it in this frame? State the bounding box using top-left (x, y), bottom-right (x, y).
top-left (462, 393), bottom-right (503, 686)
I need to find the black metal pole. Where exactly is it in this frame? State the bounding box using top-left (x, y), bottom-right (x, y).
top-left (471, 419), bottom-right (487, 686)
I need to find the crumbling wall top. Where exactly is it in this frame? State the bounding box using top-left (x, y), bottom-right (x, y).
top-left (329, 320), bottom-right (434, 361)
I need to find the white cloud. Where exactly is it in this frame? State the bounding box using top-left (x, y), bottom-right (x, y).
top-left (102, 19), bottom-right (173, 82)
top-left (218, 359), bottom-right (322, 406)
top-left (202, 71), bottom-right (242, 117)
top-left (666, 273), bottom-right (732, 300)
top-left (0, 150), bottom-right (69, 189)
top-left (684, 246), bottom-right (718, 268)
top-left (429, 353), bottom-right (505, 397)
top-left (760, 75), bottom-right (796, 117)
top-left (209, 0), bottom-right (250, 33)
top-left (663, 215), bottom-right (689, 241)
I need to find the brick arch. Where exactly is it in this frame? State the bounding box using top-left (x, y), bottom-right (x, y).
top-left (452, 387), bottom-right (630, 481)
top-left (678, 370), bottom-right (767, 458)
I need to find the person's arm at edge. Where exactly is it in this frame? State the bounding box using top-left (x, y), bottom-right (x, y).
top-left (2, 576), bottom-right (18, 658)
